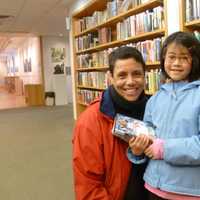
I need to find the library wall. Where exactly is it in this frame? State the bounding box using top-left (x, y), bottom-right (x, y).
top-left (41, 36), bottom-right (73, 103)
top-left (15, 37), bottom-right (42, 85)
top-left (0, 56), bottom-right (7, 87)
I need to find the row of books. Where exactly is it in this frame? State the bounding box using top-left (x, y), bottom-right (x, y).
top-left (77, 89), bottom-right (102, 105)
top-left (75, 0), bottom-right (123, 33)
top-left (145, 69), bottom-right (163, 94)
top-left (76, 37), bottom-right (163, 69)
top-left (133, 37), bottom-right (163, 63)
top-left (75, 8), bottom-right (163, 52)
top-left (117, 7), bottom-right (164, 40)
top-left (185, 0), bottom-right (200, 22)
top-left (75, 27), bottom-right (112, 51)
top-left (77, 68), bottom-right (162, 96)
top-left (75, 32), bottom-right (98, 51)
top-left (76, 50), bottom-right (110, 68)
top-left (78, 71), bottom-right (107, 89)
top-left (75, 0), bottom-right (153, 34)
top-left (77, 69), bottom-right (161, 104)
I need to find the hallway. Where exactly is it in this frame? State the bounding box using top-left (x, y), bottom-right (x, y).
top-left (0, 105), bottom-right (74, 200)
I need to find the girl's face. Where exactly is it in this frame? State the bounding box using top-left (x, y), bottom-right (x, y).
top-left (164, 43), bottom-right (192, 81)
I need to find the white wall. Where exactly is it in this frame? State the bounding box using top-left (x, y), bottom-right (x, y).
top-left (0, 57), bottom-right (7, 87)
top-left (42, 36), bottom-right (73, 103)
top-left (15, 37), bottom-right (42, 85)
top-left (0, 37), bottom-right (42, 88)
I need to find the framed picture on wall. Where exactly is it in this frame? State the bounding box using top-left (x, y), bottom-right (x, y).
top-left (24, 58), bottom-right (32, 72)
top-left (24, 58), bottom-right (28, 72)
top-left (51, 48), bottom-right (65, 63)
top-left (27, 58), bottom-right (32, 72)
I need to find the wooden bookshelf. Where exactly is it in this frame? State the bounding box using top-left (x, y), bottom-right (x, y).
top-left (77, 85), bottom-right (106, 90)
top-left (74, 0), bottom-right (163, 37)
top-left (179, 0), bottom-right (200, 32)
top-left (77, 66), bottom-right (109, 71)
top-left (76, 29), bottom-right (165, 54)
top-left (72, 0), bottom-right (168, 117)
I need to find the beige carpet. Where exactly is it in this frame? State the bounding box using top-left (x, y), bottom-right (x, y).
top-left (0, 105), bottom-right (74, 200)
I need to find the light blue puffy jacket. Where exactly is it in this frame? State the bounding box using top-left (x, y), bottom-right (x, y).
top-left (129, 80), bottom-right (200, 196)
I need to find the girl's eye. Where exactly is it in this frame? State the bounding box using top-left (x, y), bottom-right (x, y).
top-left (181, 57), bottom-right (188, 61)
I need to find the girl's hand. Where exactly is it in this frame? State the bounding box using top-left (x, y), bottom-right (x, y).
top-left (129, 134), bottom-right (152, 156)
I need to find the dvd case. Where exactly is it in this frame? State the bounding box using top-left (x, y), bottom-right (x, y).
top-left (112, 113), bottom-right (155, 142)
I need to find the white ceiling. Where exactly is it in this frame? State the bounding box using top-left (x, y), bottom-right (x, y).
top-left (0, 0), bottom-right (74, 36)
top-left (0, 0), bottom-right (75, 53)
top-left (0, 34), bottom-right (30, 54)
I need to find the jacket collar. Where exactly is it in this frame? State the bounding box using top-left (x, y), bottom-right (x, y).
top-left (160, 80), bottom-right (200, 92)
top-left (100, 88), bottom-right (116, 119)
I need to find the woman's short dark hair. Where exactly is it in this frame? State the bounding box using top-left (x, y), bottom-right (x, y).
top-left (108, 46), bottom-right (145, 75)
top-left (160, 31), bottom-right (200, 82)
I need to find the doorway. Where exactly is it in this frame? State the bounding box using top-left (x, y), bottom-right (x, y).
top-left (0, 33), bottom-right (44, 109)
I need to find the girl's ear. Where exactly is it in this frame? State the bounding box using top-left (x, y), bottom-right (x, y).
top-left (105, 71), bottom-right (113, 86)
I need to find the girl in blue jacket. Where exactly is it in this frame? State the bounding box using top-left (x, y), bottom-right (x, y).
top-left (128, 31), bottom-right (200, 200)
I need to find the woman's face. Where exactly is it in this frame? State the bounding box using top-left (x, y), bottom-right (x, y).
top-left (164, 43), bottom-right (192, 81)
top-left (110, 58), bottom-right (145, 101)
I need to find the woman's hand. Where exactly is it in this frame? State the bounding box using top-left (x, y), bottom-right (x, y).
top-left (144, 146), bottom-right (154, 159)
top-left (129, 135), bottom-right (153, 156)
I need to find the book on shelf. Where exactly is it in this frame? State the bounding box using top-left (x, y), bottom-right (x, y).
top-left (145, 69), bottom-right (162, 94)
top-left (76, 38), bottom-right (163, 68)
top-left (112, 113), bottom-right (155, 142)
top-left (77, 89), bottom-right (102, 105)
top-left (78, 71), bottom-right (107, 89)
top-left (76, 27), bottom-right (113, 51)
top-left (185, 0), bottom-right (200, 22)
top-left (116, 6), bottom-right (164, 39)
top-left (118, 0), bottom-right (133, 13)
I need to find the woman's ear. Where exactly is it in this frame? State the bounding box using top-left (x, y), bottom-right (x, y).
top-left (105, 71), bottom-right (113, 87)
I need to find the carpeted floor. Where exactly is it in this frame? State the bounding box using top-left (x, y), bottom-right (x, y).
top-left (0, 105), bottom-right (74, 200)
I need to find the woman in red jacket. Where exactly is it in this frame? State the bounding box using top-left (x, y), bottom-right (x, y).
top-left (72, 46), bottom-right (150, 200)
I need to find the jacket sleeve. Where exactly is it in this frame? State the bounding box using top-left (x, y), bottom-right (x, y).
top-left (145, 96), bottom-right (200, 166)
top-left (127, 147), bottom-right (147, 164)
top-left (163, 134), bottom-right (200, 166)
top-left (72, 120), bottom-right (113, 200)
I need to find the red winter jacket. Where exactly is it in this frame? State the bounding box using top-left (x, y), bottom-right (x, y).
top-left (72, 99), bottom-right (132, 200)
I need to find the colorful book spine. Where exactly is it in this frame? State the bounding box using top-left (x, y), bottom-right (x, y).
top-left (77, 89), bottom-right (102, 104)
top-left (78, 72), bottom-right (107, 89)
